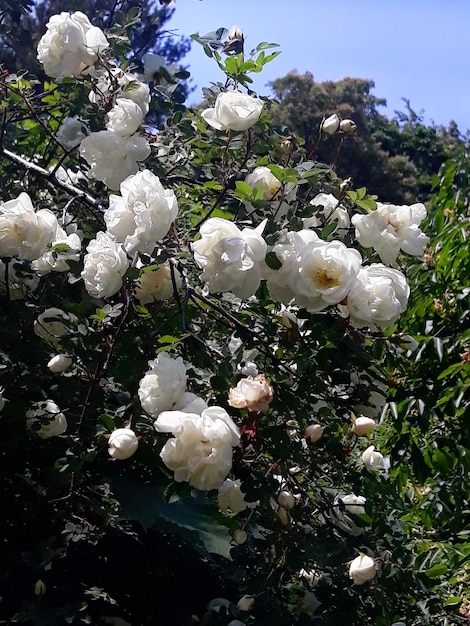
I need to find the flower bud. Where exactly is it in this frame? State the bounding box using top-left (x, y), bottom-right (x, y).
top-left (47, 354), bottom-right (73, 373)
top-left (362, 445), bottom-right (385, 471)
top-left (305, 423), bottom-right (325, 443)
top-left (228, 25), bottom-right (244, 41)
top-left (233, 529), bottom-right (247, 544)
top-left (351, 416), bottom-right (375, 437)
top-left (34, 579), bottom-right (46, 596)
top-left (348, 553), bottom-right (376, 585)
top-left (321, 113), bottom-right (340, 135)
top-left (237, 595), bottom-right (255, 612)
top-left (277, 490), bottom-right (295, 509)
top-left (108, 427), bottom-right (139, 460)
top-left (340, 119), bottom-right (357, 135)
top-left (280, 136), bottom-right (294, 155)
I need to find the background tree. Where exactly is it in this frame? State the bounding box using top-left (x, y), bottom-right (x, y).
top-left (270, 71), bottom-right (462, 204)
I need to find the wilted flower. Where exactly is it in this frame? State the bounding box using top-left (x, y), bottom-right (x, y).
top-left (321, 113), bottom-right (340, 135)
top-left (191, 217), bottom-right (267, 299)
top-left (47, 354), bottom-right (73, 373)
top-left (349, 553), bottom-right (376, 585)
top-left (228, 375), bottom-right (273, 413)
top-left (362, 445), bottom-right (385, 471)
top-left (138, 352), bottom-right (187, 418)
top-left (351, 202), bottom-right (429, 265)
top-left (104, 170), bottom-right (178, 255)
top-left (0, 192), bottom-right (57, 261)
top-left (81, 232), bottom-right (129, 298)
top-left (202, 91), bottom-right (263, 132)
top-left (108, 427), bottom-right (139, 460)
top-left (27, 400), bottom-right (67, 438)
top-left (79, 130), bottom-right (150, 190)
top-left (351, 415), bottom-right (376, 437)
top-left (156, 406), bottom-right (240, 491)
top-left (37, 11), bottom-right (109, 79)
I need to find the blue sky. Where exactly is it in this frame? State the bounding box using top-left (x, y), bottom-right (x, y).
top-left (167, 0), bottom-right (469, 131)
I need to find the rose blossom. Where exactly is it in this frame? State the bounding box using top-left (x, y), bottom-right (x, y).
top-left (351, 416), bottom-right (376, 437)
top-left (37, 11), bottom-right (109, 79)
top-left (349, 554), bottom-right (376, 585)
top-left (343, 264), bottom-right (410, 329)
top-left (108, 427), bottom-right (139, 460)
top-left (218, 478), bottom-right (253, 515)
top-left (81, 232), bottom-right (129, 298)
top-left (362, 445), bottom-right (385, 471)
top-left (243, 166), bottom-right (297, 218)
top-left (135, 262), bottom-right (180, 304)
top-left (228, 375), bottom-right (273, 413)
top-left (79, 130), bottom-right (150, 190)
top-left (32, 224), bottom-right (81, 275)
top-left (0, 192), bottom-right (57, 261)
top-left (106, 98), bottom-right (144, 137)
top-left (191, 217), bottom-right (267, 299)
top-left (303, 193), bottom-right (350, 238)
top-left (104, 170), bottom-right (178, 255)
top-left (138, 352), bottom-right (187, 418)
top-left (351, 202), bottom-right (429, 265)
top-left (27, 400), bottom-right (67, 439)
top-left (202, 91), bottom-right (263, 132)
top-left (155, 406), bottom-right (240, 491)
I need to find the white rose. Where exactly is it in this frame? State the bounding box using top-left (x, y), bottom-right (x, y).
top-left (47, 354), bottom-right (73, 373)
top-left (336, 493), bottom-right (366, 516)
top-left (27, 400), bottom-right (67, 439)
top-left (157, 406), bottom-right (240, 491)
top-left (218, 479), bottom-right (252, 514)
top-left (57, 116), bottom-right (87, 150)
top-left (305, 423), bottom-right (325, 442)
top-left (104, 170), bottom-right (178, 255)
top-left (37, 11), bottom-right (109, 79)
top-left (228, 375), bottom-right (273, 413)
top-left (344, 264), bottom-right (409, 329)
top-left (191, 217), bottom-right (267, 299)
top-left (303, 193), bottom-right (350, 237)
top-left (295, 235), bottom-right (363, 312)
top-left (138, 352), bottom-right (187, 418)
top-left (362, 445), bottom-right (385, 471)
top-left (351, 202), bottom-right (429, 265)
top-left (81, 232), bottom-right (129, 298)
top-left (135, 262), bottom-right (180, 304)
top-left (108, 427), bottom-right (139, 460)
top-left (349, 554), bottom-right (376, 585)
top-left (277, 490), bottom-right (295, 509)
top-left (34, 307), bottom-right (70, 344)
top-left (244, 166), bottom-right (297, 218)
top-left (79, 130), bottom-right (151, 190)
top-left (118, 73), bottom-right (151, 115)
top-left (106, 98), bottom-right (144, 137)
top-left (32, 225), bottom-right (81, 275)
top-left (351, 416), bottom-right (376, 437)
top-left (202, 91), bottom-right (263, 132)
top-left (0, 192), bottom-right (57, 261)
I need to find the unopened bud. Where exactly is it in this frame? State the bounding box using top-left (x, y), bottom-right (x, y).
top-left (228, 25), bottom-right (244, 41)
top-left (277, 490), bottom-right (295, 509)
top-left (34, 579), bottom-right (46, 596)
top-left (321, 113), bottom-right (340, 135)
top-left (351, 415), bottom-right (375, 437)
top-left (224, 26), bottom-right (244, 54)
top-left (233, 529), bottom-right (247, 544)
top-left (340, 119), bottom-right (357, 135)
top-left (339, 177), bottom-right (353, 193)
top-left (237, 595), bottom-right (255, 612)
top-left (280, 136), bottom-right (294, 155)
top-left (305, 423), bottom-right (325, 443)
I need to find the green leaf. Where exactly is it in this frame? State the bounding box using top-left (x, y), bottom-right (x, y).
top-left (265, 251), bottom-right (282, 270)
top-left (444, 596), bottom-right (462, 606)
top-left (425, 563), bottom-right (447, 578)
